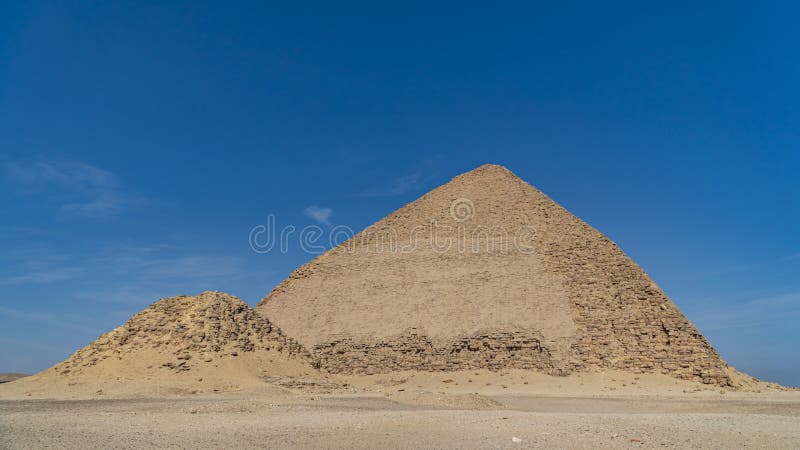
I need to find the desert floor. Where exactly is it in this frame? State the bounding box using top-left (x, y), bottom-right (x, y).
top-left (2, 388), bottom-right (799, 449)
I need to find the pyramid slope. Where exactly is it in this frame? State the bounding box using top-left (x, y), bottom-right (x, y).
top-left (5, 292), bottom-right (314, 397)
top-left (258, 164), bottom-right (732, 385)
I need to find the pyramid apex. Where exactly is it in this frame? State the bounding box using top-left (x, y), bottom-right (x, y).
top-left (149, 291), bottom-right (246, 310)
top-left (456, 163), bottom-right (519, 180)
top-left (474, 163), bottom-right (512, 172)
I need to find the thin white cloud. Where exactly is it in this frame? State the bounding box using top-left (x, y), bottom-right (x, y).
top-left (62, 193), bottom-right (126, 217)
top-left (304, 205), bottom-right (333, 225)
top-left (0, 305), bottom-right (99, 334)
top-left (387, 171), bottom-right (423, 195)
top-left (706, 250), bottom-right (800, 275)
top-left (0, 244), bottom-right (84, 286)
top-left (0, 240), bottom-right (254, 303)
top-left (361, 154), bottom-right (444, 197)
top-left (5, 158), bottom-right (115, 187)
top-left (0, 267), bottom-right (84, 285)
top-left (134, 255), bottom-right (245, 279)
top-left (691, 291), bottom-right (800, 332)
top-left (0, 226), bottom-right (39, 236)
top-left (94, 244), bottom-right (246, 280)
top-left (3, 157), bottom-right (143, 218)
top-left (72, 254), bottom-right (270, 306)
top-left (363, 171), bottom-right (425, 197)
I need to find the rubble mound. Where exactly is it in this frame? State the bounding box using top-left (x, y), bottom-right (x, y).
top-left (53, 291), bottom-right (308, 377)
top-left (258, 164), bottom-right (741, 386)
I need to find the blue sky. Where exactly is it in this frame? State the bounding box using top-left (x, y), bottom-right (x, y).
top-left (1, 2), bottom-right (798, 385)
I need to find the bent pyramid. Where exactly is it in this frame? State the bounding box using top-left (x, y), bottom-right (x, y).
top-left (258, 164), bottom-right (734, 386)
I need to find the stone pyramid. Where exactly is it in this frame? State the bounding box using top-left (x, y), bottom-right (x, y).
top-left (52, 291), bottom-right (309, 378)
top-left (258, 164), bottom-right (734, 386)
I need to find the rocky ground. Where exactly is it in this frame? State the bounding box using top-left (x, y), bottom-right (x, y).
top-left (1, 391), bottom-right (798, 449)
top-left (1, 369), bottom-right (798, 449)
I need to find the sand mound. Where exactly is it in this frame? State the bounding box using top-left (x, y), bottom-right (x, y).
top-left (1, 292), bottom-right (318, 398)
top-left (258, 164), bottom-right (741, 387)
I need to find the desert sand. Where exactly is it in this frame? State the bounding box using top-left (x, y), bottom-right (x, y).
top-left (1, 373), bottom-right (799, 449)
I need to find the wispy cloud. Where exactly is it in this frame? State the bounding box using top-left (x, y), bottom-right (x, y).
top-left (361, 155), bottom-right (444, 197)
top-left (363, 171), bottom-right (426, 196)
top-left (3, 157), bottom-right (144, 218)
top-left (0, 240), bottom-right (253, 300)
top-left (0, 243), bottom-right (84, 286)
top-left (304, 205), bottom-right (333, 225)
top-left (0, 226), bottom-right (39, 237)
top-left (65, 243), bottom-right (264, 305)
top-left (104, 253), bottom-right (246, 280)
top-left (0, 305), bottom-right (99, 334)
top-left (706, 250), bottom-right (800, 275)
top-left (70, 256), bottom-right (264, 306)
top-left (691, 291), bottom-right (800, 332)
top-left (0, 267), bottom-right (84, 285)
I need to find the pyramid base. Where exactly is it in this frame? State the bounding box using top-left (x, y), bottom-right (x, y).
top-left (311, 329), bottom-right (736, 387)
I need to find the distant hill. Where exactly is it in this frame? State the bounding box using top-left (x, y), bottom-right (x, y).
top-left (0, 373), bottom-right (29, 384)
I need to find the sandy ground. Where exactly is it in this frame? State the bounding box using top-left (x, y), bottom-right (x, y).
top-left (1, 370), bottom-right (798, 449)
top-left (1, 392), bottom-right (799, 449)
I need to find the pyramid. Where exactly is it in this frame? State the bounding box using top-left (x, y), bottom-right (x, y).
top-left (258, 164), bottom-right (734, 386)
top-left (47, 291), bottom-right (311, 381)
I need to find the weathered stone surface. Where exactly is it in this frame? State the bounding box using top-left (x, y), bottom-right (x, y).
top-left (258, 164), bottom-right (733, 386)
top-left (56, 291), bottom-right (308, 376)
top-left (314, 329), bottom-right (569, 376)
